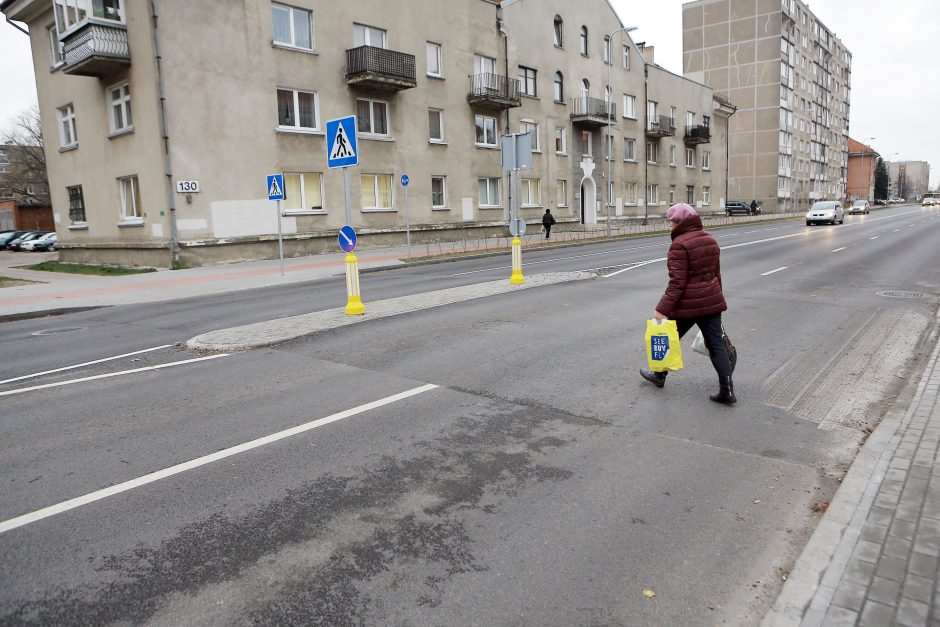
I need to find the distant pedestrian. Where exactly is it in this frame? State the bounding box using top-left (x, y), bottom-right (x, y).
top-left (542, 208), bottom-right (556, 239)
top-left (750, 199), bottom-right (758, 215)
top-left (639, 203), bottom-right (736, 405)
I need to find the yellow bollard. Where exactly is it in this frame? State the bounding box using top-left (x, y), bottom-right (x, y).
top-left (344, 252), bottom-right (366, 315)
top-left (509, 236), bottom-right (525, 285)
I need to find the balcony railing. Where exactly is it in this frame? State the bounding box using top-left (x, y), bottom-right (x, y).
top-left (61, 20), bottom-right (130, 78)
top-left (684, 124), bottom-right (711, 145)
top-left (466, 73), bottom-right (521, 109)
top-left (345, 45), bottom-right (417, 91)
top-left (569, 96), bottom-right (615, 127)
top-left (646, 115), bottom-right (676, 138)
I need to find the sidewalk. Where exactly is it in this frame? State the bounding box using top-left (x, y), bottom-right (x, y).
top-left (765, 318), bottom-right (940, 625)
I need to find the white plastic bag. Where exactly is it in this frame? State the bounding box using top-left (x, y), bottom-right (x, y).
top-left (692, 330), bottom-right (709, 356)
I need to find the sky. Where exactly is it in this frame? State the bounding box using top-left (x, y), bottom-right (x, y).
top-left (0, 1), bottom-right (936, 187)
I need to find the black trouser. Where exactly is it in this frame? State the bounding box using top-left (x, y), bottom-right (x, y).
top-left (675, 313), bottom-right (732, 378)
top-left (544, 224), bottom-right (552, 238)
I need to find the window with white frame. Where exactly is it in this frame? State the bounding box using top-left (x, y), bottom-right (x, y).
top-left (426, 42), bottom-right (442, 77)
top-left (118, 175), bottom-right (142, 220)
top-left (624, 182), bottom-right (637, 204)
top-left (57, 103), bottom-right (76, 148)
top-left (646, 141), bottom-right (658, 164)
top-left (686, 111), bottom-right (695, 127)
top-left (647, 183), bottom-right (658, 205)
top-left (475, 115), bottom-right (497, 147)
top-left (556, 179), bottom-right (567, 206)
top-left (703, 186), bottom-right (711, 205)
top-left (622, 44), bottom-right (630, 69)
top-left (553, 16), bottom-right (563, 47)
top-left (686, 185), bottom-right (694, 204)
top-left (623, 94), bottom-right (636, 118)
top-left (428, 108), bottom-right (444, 142)
top-left (685, 147), bottom-right (695, 167)
top-left (669, 145), bottom-right (676, 166)
top-left (283, 172), bottom-right (323, 212)
top-left (272, 3), bottom-right (313, 50)
top-left (521, 178), bottom-right (541, 207)
top-left (553, 71), bottom-right (564, 102)
top-left (520, 120), bottom-right (540, 152)
top-left (108, 82), bottom-right (132, 134)
top-left (623, 137), bottom-right (636, 161)
top-left (647, 99), bottom-right (658, 122)
top-left (670, 106), bottom-right (677, 124)
top-left (54, 0), bottom-right (123, 33)
top-left (278, 88), bottom-right (319, 131)
top-left (603, 36), bottom-right (610, 64)
top-left (478, 177), bottom-right (500, 207)
top-left (519, 66), bottom-right (537, 97)
top-left (67, 184), bottom-right (85, 223)
top-left (361, 173), bottom-right (392, 210)
top-left (431, 176), bottom-right (446, 208)
top-left (48, 24), bottom-right (63, 65)
top-left (357, 99), bottom-right (388, 135)
top-left (579, 25), bottom-right (588, 55)
top-left (353, 23), bottom-right (386, 48)
top-left (605, 134), bottom-right (613, 160)
top-left (554, 127), bottom-right (566, 154)
top-left (702, 150), bottom-right (711, 170)
top-left (669, 186), bottom-right (676, 204)
top-left (474, 54), bottom-right (495, 76)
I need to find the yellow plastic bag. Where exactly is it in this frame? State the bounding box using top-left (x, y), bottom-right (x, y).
top-left (646, 319), bottom-right (684, 372)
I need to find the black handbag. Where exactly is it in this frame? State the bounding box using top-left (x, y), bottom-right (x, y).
top-left (722, 326), bottom-right (737, 373)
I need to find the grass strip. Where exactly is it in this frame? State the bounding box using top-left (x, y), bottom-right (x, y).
top-left (21, 261), bottom-right (157, 276)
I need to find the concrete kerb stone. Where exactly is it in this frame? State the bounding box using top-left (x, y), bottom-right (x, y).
top-left (186, 271), bottom-right (595, 352)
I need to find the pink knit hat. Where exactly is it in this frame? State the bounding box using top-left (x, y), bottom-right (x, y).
top-left (667, 203), bottom-right (698, 222)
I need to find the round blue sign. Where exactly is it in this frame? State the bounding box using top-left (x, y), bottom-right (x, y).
top-left (401, 174), bottom-right (409, 187)
top-left (338, 225), bottom-right (357, 252)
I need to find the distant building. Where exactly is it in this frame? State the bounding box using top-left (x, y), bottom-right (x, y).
top-left (846, 138), bottom-right (878, 202)
top-left (886, 161), bottom-right (930, 201)
top-left (0, 144), bottom-right (52, 231)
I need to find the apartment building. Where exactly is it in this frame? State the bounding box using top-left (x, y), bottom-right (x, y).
top-left (887, 161), bottom-right (930, 201)
top-left (845, 137), bottom-right (878, 202)
top-left (3, 0), bottom-right (731, 267)
top-left (683, 0), bottom-right (851, 211)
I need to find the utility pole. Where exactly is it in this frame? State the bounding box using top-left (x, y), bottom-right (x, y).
top-left (605, 25), bottom-right (637, 236)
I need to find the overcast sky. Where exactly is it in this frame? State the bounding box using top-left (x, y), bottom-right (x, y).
top-left (0, 1), bottom-right (936, 187)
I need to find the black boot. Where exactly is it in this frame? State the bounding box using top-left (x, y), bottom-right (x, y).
top-left (640, 369), bottom-right (667, 388)
top-left (710, 376), bottom-right (737, 405)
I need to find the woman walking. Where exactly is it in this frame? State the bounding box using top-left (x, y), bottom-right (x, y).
top-left (639, 203), bottom-right (736, 404)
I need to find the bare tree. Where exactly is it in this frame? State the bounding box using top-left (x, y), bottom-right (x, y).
top-left (0, 106), bottom-right (51, 206)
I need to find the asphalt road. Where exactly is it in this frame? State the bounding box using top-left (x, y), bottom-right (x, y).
top-left (2, 205), bottom-right (940, 625)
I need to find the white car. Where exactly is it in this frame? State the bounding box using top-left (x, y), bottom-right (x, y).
top-left (806, 201), bottom-right (844, 226)
top-left (18, 232), bottom-right (57, 251)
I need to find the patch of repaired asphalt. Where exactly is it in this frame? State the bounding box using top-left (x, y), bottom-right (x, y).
top-left (2, 392), bottom-right (602, 625)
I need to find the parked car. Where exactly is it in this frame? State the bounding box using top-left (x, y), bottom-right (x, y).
top-left (889, 198), bottom-right (904, 204)
top-left (848, 200), bottom-right (870, 215)
top-left (806, 201), bottom-right (844, 226)
top-left (20, 232), bottom-right (57, 251)
top-left (0, 230), bottom-right (32, 248)
top-left (725, 201), bottom-right (761, 216)
top-left (874, 199), bottom-right (888, 205)
top-left (8, 231), bottom-right (45, 251)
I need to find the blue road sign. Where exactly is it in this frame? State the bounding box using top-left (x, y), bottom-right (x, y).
top-left (338, 225), bottom-right (357, 252)
top-left (401, 174), bottom-right (409, 187)
top-left (267, 174), bottom-right (285, 200)
top-left (326, 116), bottom-right (359, 169)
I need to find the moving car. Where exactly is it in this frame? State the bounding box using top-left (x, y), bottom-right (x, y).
top-left (848, 200), bottom-right (870, 215)
top-left (922, 193), bottom-right (939, 207)
top-left (725, 201), bottom-right (761, 216)
top-left (806, 201), bottom-right (844, 226)
top-left (20, 232), bottom-right (57, 251)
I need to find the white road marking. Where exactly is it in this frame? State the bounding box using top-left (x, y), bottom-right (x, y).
top-left (449, 242), bottom-right (664, 276)
top-left (760, 266), bottom-right (789, 276)
top-left (894, 229), bottom-right (900, 232)
top-left (0, 345), bottom-right (175, 386)
top-left (870, 236), bottom-right (879, 240)
top-left (600, 258), bottom-right (667, 278)
top-left (0, 354), bottom-right (230, 398)
top-left (0, 383), bottom-right (438, 535)
top-left (832, 247), bottom-right (847, 252)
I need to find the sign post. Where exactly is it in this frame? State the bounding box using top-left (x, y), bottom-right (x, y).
top-left (501, 132), bottom-right (532, 285)
top-left (401, 174), bottom-right (411, 258)
top-left (326, 116), bottom-right (364, 315)
top-left (266, 174), bottom-right (286, 276)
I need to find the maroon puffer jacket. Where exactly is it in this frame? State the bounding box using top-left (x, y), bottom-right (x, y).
top-left (655, 215), bottom-right (727, 319)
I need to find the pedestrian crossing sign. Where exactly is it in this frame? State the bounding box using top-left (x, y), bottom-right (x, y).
top-left (266, 174), bottom-right (285, 200)
top-left (326, 115), bottom-right (359, 169)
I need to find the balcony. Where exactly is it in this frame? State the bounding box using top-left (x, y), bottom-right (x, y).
top-left (466, 73), bottom-right (521, 109)
top-left (684, 124), bottom-right (711, 145)
top-left (61, 21), bottom-right (130, 78)
top-left (645, 115), bottom-right (676, 138)
top-left (345, 45), bottom-right (416, 91)
top-left (569, 97), bottom-right (615, 127)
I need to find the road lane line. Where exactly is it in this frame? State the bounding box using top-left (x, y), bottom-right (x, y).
top-left (894, 229), bottom-right (900, 232)
top-left (0, 354), bottom-right (230, 398)
top-left (760, 267), bottom-right (789, 276)
top-left (832, 247), bottom-right (847, 252)
top-left (0, 345), bottom-right (175, 386)
top-left (600, 258), bottom-right (668, 278)
top-left (449, 242), bottom-right (665, 276)
top-left (0, 383), bottom-right (438, 534)
top-left (870, 236), bottom-right (879, 240)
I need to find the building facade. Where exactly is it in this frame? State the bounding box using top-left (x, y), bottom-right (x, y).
top-left (845, 137), bottom-right (878, 202)
top-left (0, 144), bottom-right (53, 231)
top-left (3, 0), bottom-right (730, 267)
top-left (887, 161), bottom-right (930, 201)
top-left (683, 0), bottom-right (851, 211)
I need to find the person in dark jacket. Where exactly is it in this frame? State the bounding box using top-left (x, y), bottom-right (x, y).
top-left (639, 203), bottom-right (736, 404)
top-left (542, 209), bottom-right (556, 238)
top-left (750, 199), bottom-right (758, 214)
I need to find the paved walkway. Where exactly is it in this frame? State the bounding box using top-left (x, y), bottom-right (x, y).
top-left (765, 318), bottom-right (940, 625)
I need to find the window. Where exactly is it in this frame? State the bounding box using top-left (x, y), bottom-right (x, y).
top-left (622, 44), bottom-right (630, 69)
top-left (686, 185), bottom-right (694, 204)
top-left (357, 99), bottom-right (388, 135)
top-left (108, 82), bottom-right (132, 134)
top-left (474, 54), bottom-right (496, 76)
top-left (553, 16), bottom-right (563, 47)
top-left (554, 127), bottom-right (566, 154)
top-left (361, 174), bottom-right (392, 210)
top-left (57, 103), bottom-right (76, 148)
top-left (580, 78), bottom-right (590, 100)
top-left (623, 137), bottom-right (636, 161)
top-left (54, 0), bottom-right (123, 33)
top-left (647, 183), bottom-right (658, 205)
top-left (278, 88), bottom-right (319, 131)
top-left (553, 71), bottom-right (564, 102)
top-left (428, 108), bottom-right (444, 142)
top-left (521, 178), bottom-right (540, 207)
top-left (67, 184), bottom-right (85, 223)
top-left (647, 142), bottom-right (658, 164)
top-left (580, 130), bottom-right (592, 156)
top-left (475, 115), bottom-right (497, 147)
top-left (703, 115), bottom-right (711, 128)
top-left (670, 106), bottom-right (677, 125)
top-left (353, 23), bottom-right (386, 48)
top-left (283, 172), bottom-right (323, 212)
top-left (518, 66), bottom-right (537, 97)
top-left (623, 94), bottom-right (636, 118)
top-left (272, 4), bottom-right (313, 50)
top-left (119, 175), bottom-right (142, 220)
top-left (686, 111), bottom-right (695, 127)
top-left (624, 182), bottom-right (637, 204)
top-left (669, 186), bottom-right (676, 204)
top-left (702, 151), bottom-right (711, 170)
top-left (703, 186), bottom-right (711, 205)
top-left (48, 24), bottom-right (63, 65)
top-left (431, 176), bottom-right (446, 208)
top-left (556, 180), bottom-right (567, 207)
top-left (580, 25), bottom-right (588, 56)
top-left (426, 42), bottom-right (442, 77)
top-left (669, 145), bottom-right (676, 166)
top-left (686, 148), bottom-right (695, 167)
top-left (520, 120), bottom-right (540, 152)
top-left (603, 36), bottom-right (611, 64)
top-left (605, 134), bottom-right (613, 161)
top-left (478, 177), bottom-right (500, 207)
top-left (647, 100), bottom-right (658, 122)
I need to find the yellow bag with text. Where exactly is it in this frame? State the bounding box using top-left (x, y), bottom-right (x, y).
top-left (646, 319), bottom-right (684, 372)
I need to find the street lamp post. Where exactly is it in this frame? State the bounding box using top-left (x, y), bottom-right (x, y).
top-left (606, 25), bottom-right (637, 236)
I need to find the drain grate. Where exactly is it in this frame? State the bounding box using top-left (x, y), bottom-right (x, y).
top-left (31, 327), bottom-right (86, 336)
top-left (876, 291), bottom-right (926, 299)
